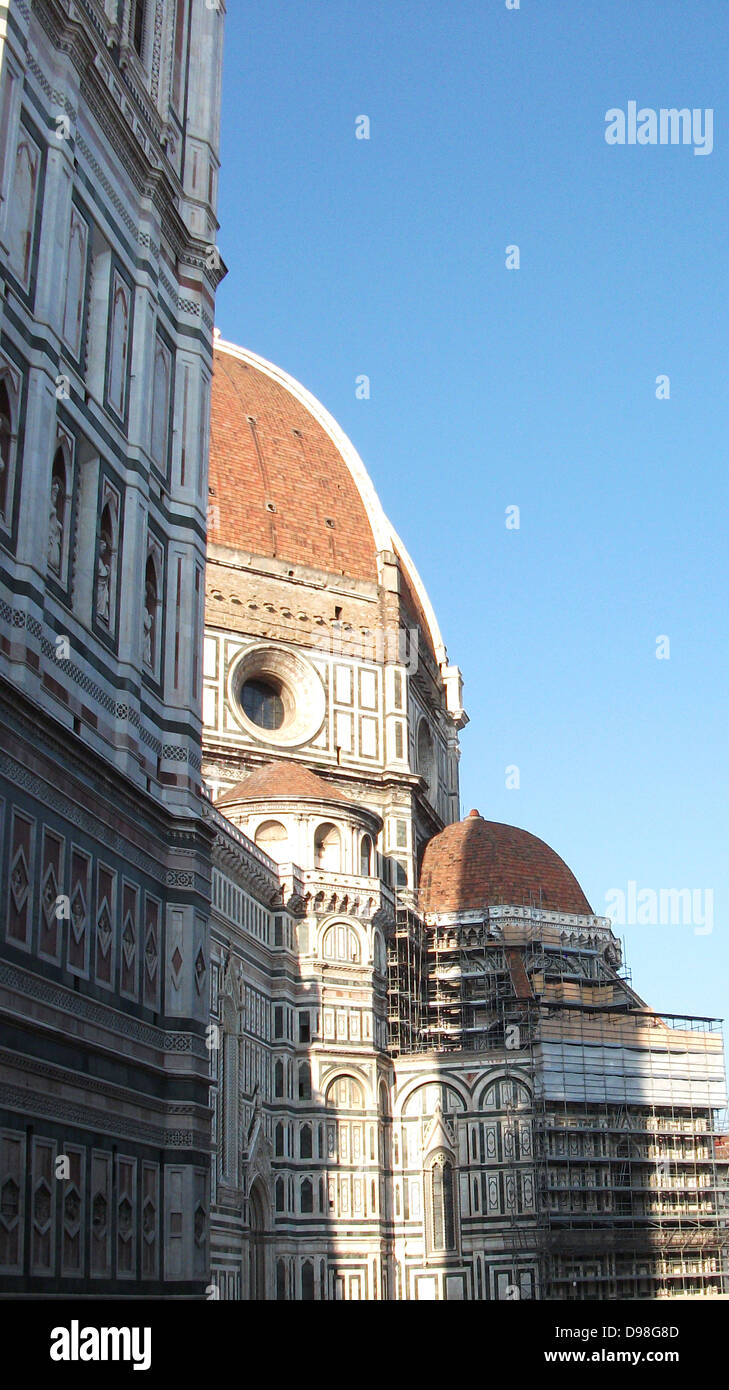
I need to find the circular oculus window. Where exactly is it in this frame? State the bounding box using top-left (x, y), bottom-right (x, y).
top-left (229, 646), bottom-right (326, 748)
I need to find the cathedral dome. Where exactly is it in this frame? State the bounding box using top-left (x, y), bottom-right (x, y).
top-left (418, 811), bottom-right (593, 917)
top-left (209, 338), bottom-right (445, 660)
top-left (216, 759), bottom-right (351, 808)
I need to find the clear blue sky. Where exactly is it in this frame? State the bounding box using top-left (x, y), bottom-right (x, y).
top-left (216, 1), bottom-right (729, 1037)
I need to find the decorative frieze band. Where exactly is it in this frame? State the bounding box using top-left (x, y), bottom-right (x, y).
top-left (0, 961), bottom-right (205, 1056)
top-left (0, 1080), bottom-right (195, 1148)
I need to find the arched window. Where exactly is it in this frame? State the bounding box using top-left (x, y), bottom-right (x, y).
top-left (301, 1260), bottom-right (315, 1301)
top-left (275, 1179), bottom-right (284, 1214)
top-left (131, 0), bottom-right (147, 56)
top-left (300, 1178), bottom-right (313, 1214)
top-left (276, 1257), bottom-right (286, 1299)
top-left (143, 551), bottom-right (160, 672)
top-left (254, 820), bottom-right (289, 865)
top-left (298, 1061), bottom-right (311, 1101)
top-left (274, 1060), bottom-right (284, 1099)
top-left (314, 822), bottom-right (341, 872)
top-left (96, 499), bottom-right (117, 629)
top-left (0, 379), bottom-right (14, 521)
top-left (274, 1123), bottom-right (284, 1157)
top-left (322, 922), bottom-right (361, 964)
top-left (417, 720), bottom-right (436, 800)
top-left (300, 1124), bottom-right (312, 1159)
top-left (360, 834), bottom-right (373, 877)
top-left (428, 1152), bottom-right (456, 1253)
top-left (48, 445), bottom-right (69, 578)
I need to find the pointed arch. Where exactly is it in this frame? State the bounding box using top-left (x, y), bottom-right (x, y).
top-left (96, 488), bottom-right (119, 630)
top-left (425, 1149), bottom-right (457, 1254)
top-left (143, 541), bottom-right (163, 674)
top-left (48, 437), bottom-right (72, 579)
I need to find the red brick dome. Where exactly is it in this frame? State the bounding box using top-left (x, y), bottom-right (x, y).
top-left (418, 813), bottom-right (592, 916)
top-left (210, 341), bottom-right (381, 581)
top-left (208, 340), bottom-right (445, 661)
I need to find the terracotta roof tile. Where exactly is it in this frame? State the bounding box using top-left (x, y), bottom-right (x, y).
top-left (209, 347), bottom-right (378, 580)
top-left (419, 813), bottom-right (592, 916)
top-left (216, 760), bottom-right (351, 807)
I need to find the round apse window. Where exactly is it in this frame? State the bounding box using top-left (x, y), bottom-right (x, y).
top-left (229, 645), bottom-right (326, 747)
top-left (241, 677), bottom-right (285, 731)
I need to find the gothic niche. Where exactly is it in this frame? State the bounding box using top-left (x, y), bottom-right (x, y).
top-left (96, 494), bottom-right (117, 628)
top-left (143, 550), bottom-right (160, 672)
top-left (48, 445), bottom-right (68, 578)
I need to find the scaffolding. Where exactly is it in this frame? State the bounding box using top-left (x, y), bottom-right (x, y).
top-left (529, 1005), bottom-right (729, 1298)
top-left (387, 904), bottom-right (729, 1298)
top-left (387, 893), bottom-right (428, 1056)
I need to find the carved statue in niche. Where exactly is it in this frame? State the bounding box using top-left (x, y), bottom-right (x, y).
top-left (143, 598), bottom-right (153, 666)
top-left (48, 476), bottom-right (64, 573)
top-left (96, 500), bottom-right (116, 626)
top-left (143, 559), bottom-right (157, 668)
top-left (96, 537), bottom-right (111, 623)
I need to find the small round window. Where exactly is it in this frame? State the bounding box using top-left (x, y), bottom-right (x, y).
top-left (229, 645), bottom-right (326, 748)
top-left (242, 677), bottom-right (285, 731)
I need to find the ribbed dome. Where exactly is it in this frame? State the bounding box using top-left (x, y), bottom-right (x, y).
top-left (419, 813), bottom-right (592, 916)
top-left (216, 760), bottom-right (350, 807)
top-left (210, 342), bottom-right (379, 580)
top-left (208, 339), bottom-right (444, 660)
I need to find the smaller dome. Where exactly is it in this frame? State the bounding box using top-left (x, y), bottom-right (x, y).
top-left (216, 760), bottom-right (350, 807)
top-left (419, 814), bottom-right (592, 917)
